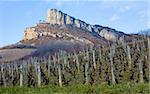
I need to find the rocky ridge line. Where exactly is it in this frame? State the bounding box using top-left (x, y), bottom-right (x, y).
top-left (24, 9), bottom-right (126, 41)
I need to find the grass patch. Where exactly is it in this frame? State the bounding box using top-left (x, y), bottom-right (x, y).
top-left (0, 83), bottom-right (149, 94)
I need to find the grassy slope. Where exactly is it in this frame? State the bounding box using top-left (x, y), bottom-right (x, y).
top-left (0, 83), bottom-right (149, 94)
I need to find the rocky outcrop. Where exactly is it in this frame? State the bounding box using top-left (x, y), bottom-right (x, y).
top-left (24, 27), bottom-right (38, 40)
top-left (23, 26), bottom-right (58, 40)
top-left (46, 9), bottom-right (125, 41)
top-left (24, 9), bottom-right (125, 41)
top-left (46, 9), bottom-right (91, 31)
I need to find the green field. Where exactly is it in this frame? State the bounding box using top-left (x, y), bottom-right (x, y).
top-left (0, 83), bottom-right (149, 94)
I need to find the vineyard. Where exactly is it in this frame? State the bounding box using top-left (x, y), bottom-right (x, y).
top-left (0, 37), bottom-right (150, 87)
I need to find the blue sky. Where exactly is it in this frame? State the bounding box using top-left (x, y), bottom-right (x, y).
top-left (0, 0), bottom-right (149, 47)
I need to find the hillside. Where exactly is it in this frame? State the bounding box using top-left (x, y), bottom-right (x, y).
top-left (0, 8), bottom-right (150, 94)
top-left (0, 9), bottom-right (147, 62)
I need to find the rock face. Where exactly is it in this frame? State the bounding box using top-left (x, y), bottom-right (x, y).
top-left (24, 9), bottom-right (125, 41)
top-left (24, 28), bottom-right (38, 40)
top-left (46, 9), bottom-right (125, 40)
top-left (46, 9), bottom-right (93, 31)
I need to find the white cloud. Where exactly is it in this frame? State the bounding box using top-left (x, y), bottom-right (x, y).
top-left (109, 14), bottom-right (120, 22)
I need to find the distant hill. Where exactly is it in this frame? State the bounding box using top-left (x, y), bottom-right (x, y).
top-left (0, 9), bottom-right (146, 62)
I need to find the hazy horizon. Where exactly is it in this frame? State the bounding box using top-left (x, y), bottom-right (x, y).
top-left (0, 0), bottom-right (149, 47)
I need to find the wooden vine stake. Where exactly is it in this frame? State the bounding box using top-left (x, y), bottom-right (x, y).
top-left (121, 40), bottom-right (132, 69)
top-left (109, 44), bottom-right (116, 84)
top-left (19, 65), bottom-right (23, 87)
top-left (37, 63), bottom-right (41, 86)
top-left (137, 43), bottom-right (144, 83)
top-left (127, 45), bottom-right (132, 69)
top-left (85, 48), bottom-right (89, 84)
top-left (53, 54), bottom-right (56, 67)
top-left (58, 54), bottom-right (62, 87)
top-left (92, 47), bottom-right (96, 69)
top-left (11, 64), bottom-right (14, 86)
top-left (48, 56), bottom-right (51, 76)
top-left (74, 51), bottom-right (80, 72)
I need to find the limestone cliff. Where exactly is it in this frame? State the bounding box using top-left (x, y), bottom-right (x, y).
top-left (46, 9), bottom-right (93, 31)
top-left (24, 9), bottom-right (126, 41)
